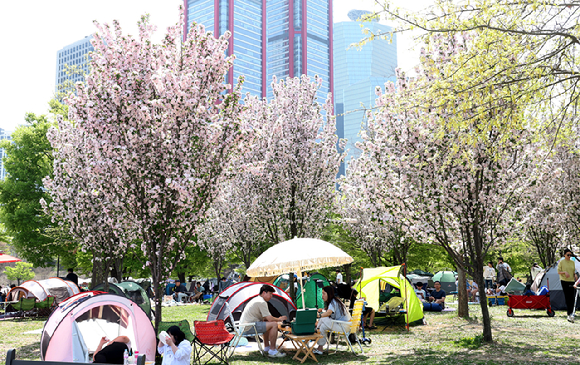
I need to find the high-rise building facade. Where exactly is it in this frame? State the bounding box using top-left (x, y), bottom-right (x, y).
top-left (334, 11), bottom-right (397, 175)
top-left (55, 36), bottom-right (94, 93)
top-left (0, 129), bottom-right (12, 180)
top-left (184, 0), bottom-right (333, 101)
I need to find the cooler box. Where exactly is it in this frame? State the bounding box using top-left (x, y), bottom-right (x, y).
top-left (488, 295), bottom-right (508, 306)
top-left (291, 309), bottom-right (317, 335)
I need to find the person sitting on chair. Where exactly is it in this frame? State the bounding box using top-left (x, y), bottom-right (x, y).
top-left (347, 283), bottom-right (376, 329)
top-left (469, 280), bottom-right (479, 302)
top-left (239, 284), bottom-right (287, 358)
top-left (93, 336), bottom-right (131, 364)
top-left (314, 286), bottom-right (351, 355)
top-left (158, 325), bottom-right (191, 365)
top-left (172, 280), bottom-right (188, 303)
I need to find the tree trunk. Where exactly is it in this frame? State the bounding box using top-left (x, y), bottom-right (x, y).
top-left (475, 271), bottom-right (492, 342)
top-left (91, 253), bottom-right (107, 290)
top-left (153, 272), bottom-right (163, 333)
top-left (110, 257), bottom-right (123, 282)
top-left (177, 272), bottom-right (186, 284)
top-left (345, 263), bottom-right (352, 285)
top-left (457, 266), bottom-right (469, 318)
top-left (289, 272), bottom-right (296, 303)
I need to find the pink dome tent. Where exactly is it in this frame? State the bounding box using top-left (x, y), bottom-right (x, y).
top-left (40, 292), bottom-right (156, 362)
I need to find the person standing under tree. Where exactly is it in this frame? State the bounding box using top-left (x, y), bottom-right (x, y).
top-left (66, 268), bottom-right (79, 286)
top-left (483, 262), bottom-right (496, 289)
top-left (335, 269), bottom-right (343, 285)
top-left (496, 257), bottom-right (512, 286)
top-left (558, 249), bottom-right (577, 323)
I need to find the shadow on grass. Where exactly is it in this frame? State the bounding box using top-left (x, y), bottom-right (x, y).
top-left (371, 339), bottom-right (576, 365)
top-left (15, 341), bottom-right (41, 360)
top-left (234, 349), bottom-right (370, 364)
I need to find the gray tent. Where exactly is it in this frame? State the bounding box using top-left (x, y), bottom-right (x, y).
top-left (531, 262), bottom-right (580, 311)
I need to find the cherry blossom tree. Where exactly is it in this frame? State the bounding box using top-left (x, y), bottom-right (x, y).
top-left (521, 142), bottom-right (580, 267)
top-left (42, 116), bottom-right (130, 288)
top-left (239, 75), bottom-right (343, 243)
top-left (203, 76), bottom-right (342, 248)
top-left (349, 32), bottom-right (544, 341)
top-left (43, 11), bottom-right (246, 329)
top-left (198, 177), bottom-right (269, 272)
top-left (339, 157), bottom-right (412, 267)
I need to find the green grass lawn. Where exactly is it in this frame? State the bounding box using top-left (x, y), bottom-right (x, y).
top-left (1, 302), bottom-right (579, 364)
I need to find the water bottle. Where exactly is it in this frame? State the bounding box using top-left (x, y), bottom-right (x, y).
top-left (123, 349), bottom-right (129, 365)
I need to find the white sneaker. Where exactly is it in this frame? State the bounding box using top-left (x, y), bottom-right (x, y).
top-left (312, 349), bottom-right (323, 355)
top-left (568, 315), bottom-right (575, 323)
top-left (268, 351), bottom-right (286, 358)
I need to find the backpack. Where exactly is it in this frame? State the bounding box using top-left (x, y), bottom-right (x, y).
top-left (498, 265), bottom-right (512, 282)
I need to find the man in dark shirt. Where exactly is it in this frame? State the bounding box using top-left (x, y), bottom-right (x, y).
top-left (428, 281), bottom-right (446, 310)
top-left (66, 268), bottom-right (79, 286)
top-left (172, 280), bottom-right (187, 302)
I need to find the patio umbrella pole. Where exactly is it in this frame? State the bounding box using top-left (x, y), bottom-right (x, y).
top-left (298, 271), bottom-right (305, 309)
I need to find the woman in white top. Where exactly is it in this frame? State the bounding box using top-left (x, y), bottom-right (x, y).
top-left (483, 262), bottom-right (496, 289)
top-left (158, 326), bottom-right (192, 365)
top-left (314, 286), bottom-right (351, 355)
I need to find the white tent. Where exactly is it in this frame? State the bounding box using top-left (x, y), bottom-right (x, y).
top-left (7, 277), bottom-right (80, 303)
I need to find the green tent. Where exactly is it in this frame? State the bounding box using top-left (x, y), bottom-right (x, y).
top-left (272, 274), bottom-right (291, 292)
top-left (296, 273), bottom-right (330, 309)
top-left (432, 271), bottom-right (456, 283)
top-left (93, 281), bottom-right (152, 318)
top-left (355, 266), bottom-right (424, 326)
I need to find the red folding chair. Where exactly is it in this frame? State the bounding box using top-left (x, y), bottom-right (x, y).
top-left (192, 320), bottom-right (235, 365)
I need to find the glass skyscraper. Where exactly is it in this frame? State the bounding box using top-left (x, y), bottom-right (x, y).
top-left (334, 11), bottom-right (397, 175)
top-left (55, 36), bottom-right (94, 94)
top-left (0, 128), bottom-right (12, 180)
top-left (184, 0), bottom-right (333, 100)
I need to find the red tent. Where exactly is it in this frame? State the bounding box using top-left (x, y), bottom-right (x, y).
top-left (0, 253), bottom-right (20, 263)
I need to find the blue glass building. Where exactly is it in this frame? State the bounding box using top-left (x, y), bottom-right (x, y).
top-left (184, 0), bottom-right (333, 100)
top-left (0, 128), bottom-right (11, 180)
top-left (334, 11), bottom-right (397, 175)
top-left (55, 36), bottom-right (94, 93)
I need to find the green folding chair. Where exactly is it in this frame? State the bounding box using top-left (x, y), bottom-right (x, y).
top-left (35, 296), bottom-right (55, 317)
top-left (15, 298), bottom-right (36, 319)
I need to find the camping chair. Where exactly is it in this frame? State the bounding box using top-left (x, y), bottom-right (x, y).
top-left (224, 302), bottom-right (265, 356)
top-left (13, 297), bottom-right (36, 319)
top-left (379, 297), bottom-right (405, 316)
top-left (157, 319), bottom-right (195, 343)
top-left (192, 320), bottom-right (235, 365)
top-left (326, 299), bottom-right (364, 355)
top-left (34, 296), bottom-right (55, 317)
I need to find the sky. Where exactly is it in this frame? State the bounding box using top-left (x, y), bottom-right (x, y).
top-left (0, 0), bottom-right (432, 133)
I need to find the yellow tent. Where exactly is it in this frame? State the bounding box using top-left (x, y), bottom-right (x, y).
top-left (355, 266), bottom-right (424, 326)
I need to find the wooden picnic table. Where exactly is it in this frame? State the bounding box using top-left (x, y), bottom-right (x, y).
top-left (278, 324), bottom-right (323, 363)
